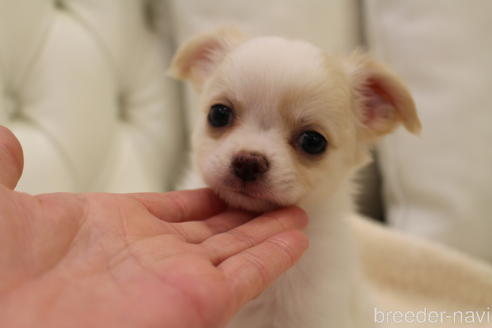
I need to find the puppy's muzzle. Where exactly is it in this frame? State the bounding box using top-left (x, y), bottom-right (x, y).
top-left (231, 151), bottom-right (270, 182)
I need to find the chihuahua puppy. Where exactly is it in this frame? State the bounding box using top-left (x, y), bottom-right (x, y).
top-left (170, 28), bottom-right (420, 328)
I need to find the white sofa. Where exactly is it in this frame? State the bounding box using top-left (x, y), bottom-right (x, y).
top-left (0, 0), bottom-right (182, 194)
top-left (0, 0), bottom-right (491, 263)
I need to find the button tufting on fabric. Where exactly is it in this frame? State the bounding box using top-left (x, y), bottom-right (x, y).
top-left (54, 0), bottom-right (65, 10)
top-left (4, 91), bottom-right (19, 120)
top-left (117, 94), bottom-right (128, 121)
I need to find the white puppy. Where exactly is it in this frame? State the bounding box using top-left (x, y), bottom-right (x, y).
top-left (170, 28), bottom-right (421, 328)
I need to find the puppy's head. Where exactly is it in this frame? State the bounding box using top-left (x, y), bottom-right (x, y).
top-left (170, 28), bottom-right (421, 212)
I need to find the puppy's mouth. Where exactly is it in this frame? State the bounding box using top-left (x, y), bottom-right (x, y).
top-left (229, 184), bottom-right (265, 198)
top-left (213, 179), bottom-right (283, 212)
top-left (225, 183), bottom-right (272, 201)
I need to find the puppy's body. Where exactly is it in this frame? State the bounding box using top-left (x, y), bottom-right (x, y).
top-left (172, 28), bottom-right (421, 328)
top-left (228, 185), bottom-right (371, 328)
top-left (182, 173), bottom-right (370, 327)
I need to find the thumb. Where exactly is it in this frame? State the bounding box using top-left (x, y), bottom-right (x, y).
top-left (0, 126), bottom-right (24, 189)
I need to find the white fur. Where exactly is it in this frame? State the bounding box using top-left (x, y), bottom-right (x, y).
top-left (172, 28), bottom-right (421, 328)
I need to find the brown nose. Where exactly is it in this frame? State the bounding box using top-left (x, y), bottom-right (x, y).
top-left (231, 151), bottom-right (270, 182)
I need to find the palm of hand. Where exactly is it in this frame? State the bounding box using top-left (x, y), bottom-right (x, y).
top-left (0, 189), bottom-right (219, 327)
top-left (0, 127), bottom-right (308, 328)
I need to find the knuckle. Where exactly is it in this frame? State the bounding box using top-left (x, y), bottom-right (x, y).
top-left (165, 192), bottom-right (188, 220)
top-left (242, 250), bottom-right (270, 287)
top-left (265, 237), bottom-right (297, 267)
top-left (169, 223), bottom-right (191, 242)
top-left (227, 229), bottom-right (256, 249)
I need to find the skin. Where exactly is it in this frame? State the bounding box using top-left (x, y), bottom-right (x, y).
top-left (0, 126), bottom-right (309, 328)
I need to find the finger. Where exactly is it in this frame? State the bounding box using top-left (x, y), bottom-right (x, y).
top-left (201, 206), bottom-right (308, 264)
top-left (170, 210), bottom-right (255, 243)
top-left (0, 126), bottom-right (24, 189)
top-left (126, 188), bottom-right (226, 222)
top-left (220, 230), bottom-right (308, 311)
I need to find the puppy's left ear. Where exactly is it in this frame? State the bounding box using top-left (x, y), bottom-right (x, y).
top-left (168, 27), bottom-right (247, 91)
top-left (344, 53), bottom-right (421, 141)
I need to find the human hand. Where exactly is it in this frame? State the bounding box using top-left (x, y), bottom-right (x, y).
top-left (0, 126), bottom-right (308, 328)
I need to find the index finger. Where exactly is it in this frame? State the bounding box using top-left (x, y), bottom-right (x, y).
top-left (220, 230), bottom-right (309, 312)
top-left (127, 188), bottom-right (227, 222)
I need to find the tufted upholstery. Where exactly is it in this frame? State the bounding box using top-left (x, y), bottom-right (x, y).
top-left (0, 0), bottom-right (182, 194)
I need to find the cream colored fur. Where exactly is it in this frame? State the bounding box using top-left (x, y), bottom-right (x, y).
top-left (171, 28), bottom-right (492, 328)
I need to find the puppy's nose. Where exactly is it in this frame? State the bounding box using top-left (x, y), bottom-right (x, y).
top-left (231, 151), bottom-right (270, 182)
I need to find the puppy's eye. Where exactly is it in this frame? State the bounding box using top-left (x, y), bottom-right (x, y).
top-left (297, 130), bottom-right (327, 155)
top-left (208, 104), bottom-right (233, 127)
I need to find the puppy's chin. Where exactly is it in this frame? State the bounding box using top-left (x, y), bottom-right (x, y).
top-left (217, 187), bottom-right (282, 212)
top-left (215, 187), bottom-right (282, 212)
top-left (202, 174), bottom-right (288, 212)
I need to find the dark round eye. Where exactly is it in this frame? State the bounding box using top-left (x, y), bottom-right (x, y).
top-left (208, 104), bottom-right (233, 127)
top-left (297, 130), bottom-right (327, 155)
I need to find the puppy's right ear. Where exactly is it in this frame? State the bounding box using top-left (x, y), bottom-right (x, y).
top-left (168, 27), bottom-right (247, 91)
top-left (343, 53), bottom-right (421, 142)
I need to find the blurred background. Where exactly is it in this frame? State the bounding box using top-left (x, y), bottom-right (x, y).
top-left (0, 0), bottom-right (491, 263)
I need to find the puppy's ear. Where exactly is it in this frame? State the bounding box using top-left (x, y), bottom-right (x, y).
top-left (344, 53), bottom-right (421, 141)
top-left (168, 27), bottom-right (247, 91)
